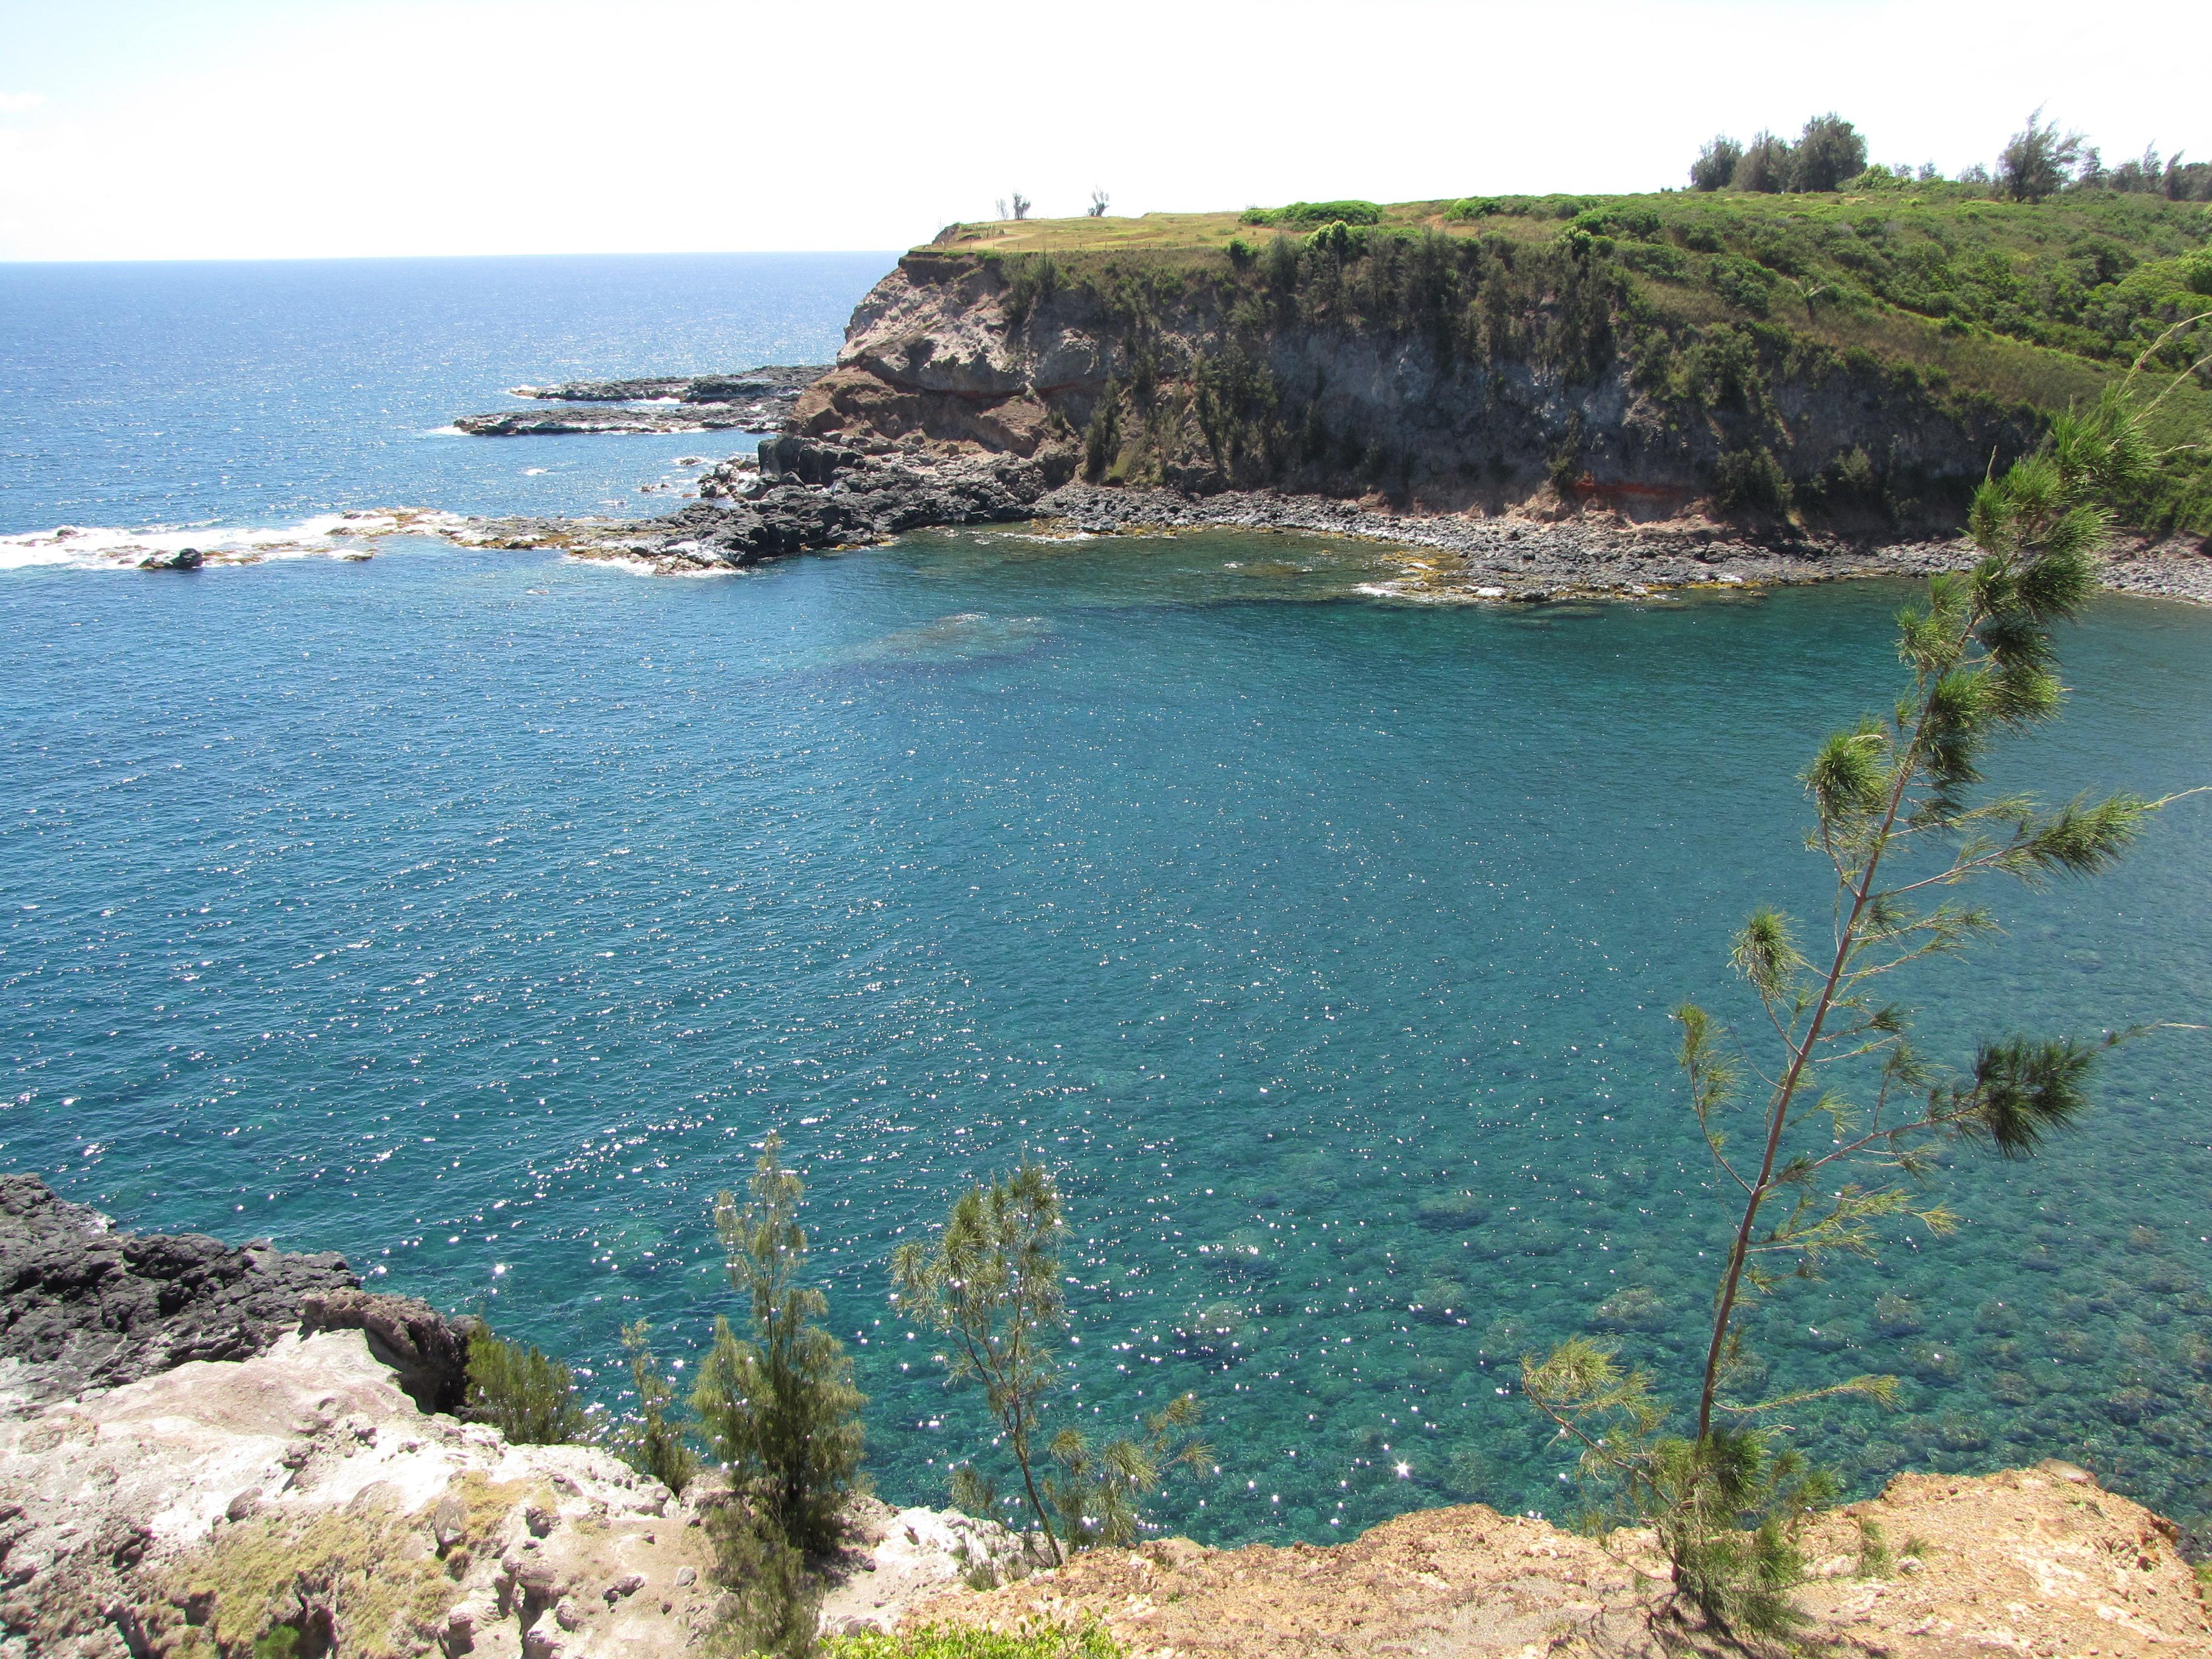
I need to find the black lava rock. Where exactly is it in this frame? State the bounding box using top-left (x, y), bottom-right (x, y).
top-left (0, 1173), bottom-right (469, 1408)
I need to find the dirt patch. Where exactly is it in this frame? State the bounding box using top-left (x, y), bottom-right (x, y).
top-left (908, 1464), bottom-right (2210, 1657)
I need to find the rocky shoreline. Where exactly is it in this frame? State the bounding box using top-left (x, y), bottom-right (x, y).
top-left (449, 435), bottom-right (2212, 604)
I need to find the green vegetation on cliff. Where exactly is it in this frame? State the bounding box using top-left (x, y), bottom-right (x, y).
top-left (928, 181), bottom-right (2211, 535)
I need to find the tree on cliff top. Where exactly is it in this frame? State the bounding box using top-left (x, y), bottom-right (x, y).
top-left (1523, 383), bottom-right (2203, 1642)
top-left (2002, 110), bottom-right (2088, 201)
top-left (1691, 136), bottom-right (1744, 192)
top-left (692, 1133), bottom-right (866, 1557)
top-left (891, 1162), bottom-right (1208, 1561)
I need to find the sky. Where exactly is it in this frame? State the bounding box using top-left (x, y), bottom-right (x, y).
top-left (0, 0), bottom-right (2204, 262)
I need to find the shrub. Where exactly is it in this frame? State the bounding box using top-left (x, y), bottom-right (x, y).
top-left (706, 1503), bottom-right (820, 1659)
top-left (1000, 255), bottom-right (1062, 330)
top-left (1447, 195), bottom-right (1503, 219)
top-left (692, 1134), bottom-right (868, 1557)
top-left (465, 1329), bottom-right (589, 1445)
top-left (1571, 205), bottom-right (1660, 239)
top-left (1620, 241), bottom-right (1689, 280)
top-left (1239, 199), bottom-right (1382, 227)
top-left (1082, 385), bottom-right (1121, 482)
top-left (610, 1318), bottom-right (698, 1496)
top-left (1304, 220), bottom-right (1367, 259)
top-left (1709, 255), bottom-right (1776, 317)
top-left (1712, 444), bottom-right (1791, 512)
top-left (1692, 136), bottom-right (1743, 192)
top-left (1547, 412), bottom-right (1586, 496)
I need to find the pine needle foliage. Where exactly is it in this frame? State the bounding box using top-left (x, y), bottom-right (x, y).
top-left (693, 1133), bottom-right (868, 1558)
top-left (1045, 1390), bottom-right (1213, 1551)
top-left (464, 1329), bottom-right (590, 1446)
top-left (611, 1318), bottom-right (699, 1496)
top-left (1525, 388), bottom-right (2200, 1644)
top-left (891, 1164), bottom-right (1208, 1563)
top-left (704, 1501), bottom-right (820, 1659)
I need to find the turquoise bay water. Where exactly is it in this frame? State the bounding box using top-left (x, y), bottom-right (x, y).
top-left (4, 534), bottom-right (2210, 1544)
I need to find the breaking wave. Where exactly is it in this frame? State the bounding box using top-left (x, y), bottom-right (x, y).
top-left (0, 509), bottom-right (469, 572)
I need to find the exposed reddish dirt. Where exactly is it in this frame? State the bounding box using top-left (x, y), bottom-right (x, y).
top-left (910, 1464), bottom-right (2210, 1657)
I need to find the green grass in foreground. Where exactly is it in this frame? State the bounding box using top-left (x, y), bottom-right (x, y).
top-left (821, 1623), bottom-right (1120, 1659)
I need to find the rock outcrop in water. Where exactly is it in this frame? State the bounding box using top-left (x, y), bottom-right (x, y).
top-left (455, 364), bottom-right (829, 436)
top-left (462, 437), bottom-right (1060, 572)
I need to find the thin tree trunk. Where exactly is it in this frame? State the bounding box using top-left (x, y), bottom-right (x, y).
top-left (1693, 651), bottom-right (1958, 1438)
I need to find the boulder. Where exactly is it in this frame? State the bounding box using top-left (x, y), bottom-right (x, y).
top-left (297, 1285), bottom-right (480, 1415)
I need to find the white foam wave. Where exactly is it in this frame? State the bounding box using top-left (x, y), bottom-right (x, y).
top-left (0, 509), bottom-right (470, 573)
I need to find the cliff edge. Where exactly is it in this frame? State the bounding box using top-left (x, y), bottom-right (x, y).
top-left (913, 1465), bottom-right (2210, 1657)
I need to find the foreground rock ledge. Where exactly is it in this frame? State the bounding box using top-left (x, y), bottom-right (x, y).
top-left (0, 1329), bottom-right (1016, 1659)
top-left (914, 1466), bottom-right (2210, 1657)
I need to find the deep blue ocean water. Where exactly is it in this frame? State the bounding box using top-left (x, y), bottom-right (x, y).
top-left (3, 255), bottom-right (2210, 1546)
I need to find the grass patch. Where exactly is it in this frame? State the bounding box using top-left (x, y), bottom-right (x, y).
top-left (158, 1473), bottom-right (521, 1659)
top-left (822, 1622), bottom-right (1121, 1659)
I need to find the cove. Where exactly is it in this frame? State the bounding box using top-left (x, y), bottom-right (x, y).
top-left (3, 529), bottom-right (2208, 1547)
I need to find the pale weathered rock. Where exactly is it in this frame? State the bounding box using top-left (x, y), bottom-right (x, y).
top-left (0, 1329), bottom-right (702, 1659)
top-left (0, 1323), bottom-right (1034, 1658)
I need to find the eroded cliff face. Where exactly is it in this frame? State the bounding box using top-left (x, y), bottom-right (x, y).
top-left (793, 244), bottom-right (2040, 526)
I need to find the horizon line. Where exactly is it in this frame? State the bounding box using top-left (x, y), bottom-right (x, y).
top-left (0, 248), bottom-right (910, 268)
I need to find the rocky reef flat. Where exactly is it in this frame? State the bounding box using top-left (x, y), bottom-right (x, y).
top-left (454, 365), bottom-right (828, 437)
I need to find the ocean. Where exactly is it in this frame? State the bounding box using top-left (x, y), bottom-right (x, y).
top-left (3, 253), bottom-right (2210, 1545)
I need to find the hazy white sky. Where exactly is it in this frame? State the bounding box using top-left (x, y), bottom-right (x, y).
top-left (0, 0), bottom-right (2202, 261)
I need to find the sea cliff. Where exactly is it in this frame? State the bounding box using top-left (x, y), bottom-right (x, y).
top-left (461, 206), bottom-right (2211, 599)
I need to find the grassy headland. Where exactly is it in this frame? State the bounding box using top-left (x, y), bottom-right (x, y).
top-left (914, 184), bottom-right (2211, 536)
